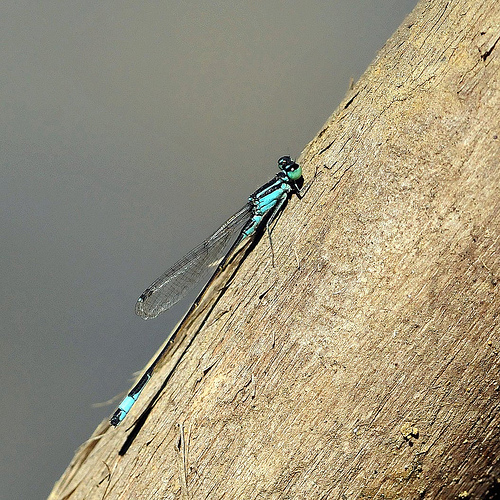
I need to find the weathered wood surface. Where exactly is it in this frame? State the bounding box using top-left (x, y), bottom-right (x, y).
top-left (49, 0), bottom-right (500, 498)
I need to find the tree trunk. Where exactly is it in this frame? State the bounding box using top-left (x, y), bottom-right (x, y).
top-left (49, 0), bottom-right (500, 498)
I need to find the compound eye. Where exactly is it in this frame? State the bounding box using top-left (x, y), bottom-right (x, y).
top-left (278, 156), bottom-right (302, 180)
top-left (278, 156), bottom-right (292, 170)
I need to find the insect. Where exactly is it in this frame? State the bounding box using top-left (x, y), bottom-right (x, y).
top-left (111, 156), bottom-right (303, 426)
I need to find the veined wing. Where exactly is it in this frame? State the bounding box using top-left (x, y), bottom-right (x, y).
top-left (135, 204), bottom-right (253, 320)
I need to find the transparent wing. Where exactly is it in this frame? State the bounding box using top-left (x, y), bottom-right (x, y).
top-left (135, 204), bottom-right (253, 320)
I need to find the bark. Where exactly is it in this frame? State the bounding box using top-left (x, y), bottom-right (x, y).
top-left (49, 0), bottom-right (500, 498)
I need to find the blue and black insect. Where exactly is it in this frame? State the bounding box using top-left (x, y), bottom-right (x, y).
top-left (111, 156), bottom-right (303, 426)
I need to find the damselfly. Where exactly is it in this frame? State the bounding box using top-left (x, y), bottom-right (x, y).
top-left (110, 156), bottom-right (303, 426)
